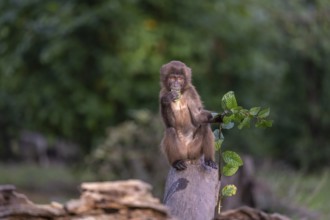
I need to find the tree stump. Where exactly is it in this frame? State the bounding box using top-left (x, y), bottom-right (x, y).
top-left (163, 159), bottom-right (220, 220)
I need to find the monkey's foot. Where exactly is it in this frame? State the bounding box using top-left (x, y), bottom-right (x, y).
top-left (172, 160), bottom-right (187, 171)
top-left (204, 160), bottom-right (218, 169)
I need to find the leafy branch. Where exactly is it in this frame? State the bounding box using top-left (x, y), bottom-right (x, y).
top-left (213, 91), bottom-right (273, 215)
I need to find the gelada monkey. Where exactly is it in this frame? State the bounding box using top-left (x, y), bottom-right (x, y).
top-left (159, 60), bottom-right (218, 171)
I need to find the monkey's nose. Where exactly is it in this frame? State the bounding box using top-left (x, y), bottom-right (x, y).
top-left (171, 83), bottom-right (181, 91)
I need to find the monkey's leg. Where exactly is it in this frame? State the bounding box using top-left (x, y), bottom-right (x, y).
top-left (161, 128), bottom-right (187, 170)
top-left (202, 126), bottom-right (218, 169)
top-left (187, 126), bottom-right (204, 160)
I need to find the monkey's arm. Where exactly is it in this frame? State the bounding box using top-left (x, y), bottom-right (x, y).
top-left (160, 92), bottom-right (178, 127)
top-left (184, 88), bottom-right (213, 125)
top-left (161, 105), bottom-right (175, 127)
top-left (189, 107), bottom-right (225, 126)
top-left (189, 108), bottom-right (213, 125)
top-left (186, 89), bottom-right (223, 125)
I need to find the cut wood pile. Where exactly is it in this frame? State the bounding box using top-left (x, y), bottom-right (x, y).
top-left (0, 180), bottom-right (171, 220)
top-left (0, 180), bottom-right (291, 220)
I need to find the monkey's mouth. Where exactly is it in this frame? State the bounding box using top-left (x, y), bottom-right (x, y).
top-left (170, 84), bottom-right (181, 92)
top-left (171, 88), bottom-right (181, 93)
top-left (171, 88), bottom-right (182, 101)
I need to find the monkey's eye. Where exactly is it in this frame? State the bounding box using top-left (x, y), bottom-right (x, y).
top-left (177, 76), bottom-right (184, 83)
top-left (168, 76), bottom-right (176, 82)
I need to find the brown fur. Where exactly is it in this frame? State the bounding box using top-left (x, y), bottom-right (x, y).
top-left (159, 61), bottom-right (215, 168)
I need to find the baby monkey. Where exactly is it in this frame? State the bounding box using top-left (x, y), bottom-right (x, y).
top-left (159, 61), bottom-right (218, 171)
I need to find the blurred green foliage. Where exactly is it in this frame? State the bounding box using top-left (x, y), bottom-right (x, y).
top-left (0, 163), bottom-right (81, 202)
top-left (257, 164), bottom-right (330, 219)
top-left (0, 0), bottom-right (329, 169)
top-left (86, 109), bottom-right (167, 196)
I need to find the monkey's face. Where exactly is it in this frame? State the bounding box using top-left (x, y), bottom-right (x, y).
top-left (167, 73), bottom-right (185, 92)
top-left (160, 61), bottom-right (191, 92)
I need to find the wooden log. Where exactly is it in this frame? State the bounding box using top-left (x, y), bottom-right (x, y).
top-left (216, 206), bottom-right (291, 220)
top-left (1, 181), bottom-right (171, 220)
top-left (163, 159), bottom-right (220, 220)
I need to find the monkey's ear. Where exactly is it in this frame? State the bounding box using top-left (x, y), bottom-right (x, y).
top-left (184, 66), bottom-right (192, 75)
top-left (160, 64), bottom-right (170, 89)
top-left (160, 64), bottom-right (167, 74)
top-left (182, 66), bottom-right (192, 84)
top-left (160, 64), bottom-right (167, 76)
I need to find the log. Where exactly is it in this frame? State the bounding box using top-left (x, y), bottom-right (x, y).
top-left (0, 180), bottom-right (172, 220)
top-left (163, 159), bottom-right (220, 220)
top-left (215, 206), bottom-right (291, 220)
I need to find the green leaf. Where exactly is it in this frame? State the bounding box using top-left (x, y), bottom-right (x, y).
top-left (264, 120), bottom-right (273, 127)
top-left (238, 117), bottom-right (251, 129)
top-left (223, 114), bottom-right (234, 124)
top-left (221, 98), bottom-right (226, 110)
top-left (215, 139), bottom-right (223, 151)
top-left (222, 184), bottom-right (237, 197)
top-left (230, 110), bottom-right (246, 123)
top-left (231, 106), bottom-right (243, 113)
top-left (221, 122), bottom-right (234, 130)
top-left (222, 151), bottom-right (243, 167)
top-left (221, 91), bottom-right (238, 110)
top-left (249, 107), bottom-right (261, 116)
top-left (256, 119), bottom-right (273, 128)
top-left (258, 107), bottom-right (270, 118)
top-left (213, 129), bottom-right (224, 151)
top-left (238, 109), bottom-right (249, 118)
top-left (223, 164), bottom-right (239, 176)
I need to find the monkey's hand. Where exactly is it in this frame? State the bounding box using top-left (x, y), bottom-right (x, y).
top-left (211, 113), bottom-right (222, 123)
top-left (162, 91), bottom-right (181, 104)
top-left (209, 112), bottom-right (226, 123)
top-left (204, 159), bottom-right (218, 169)
top-left (172, 160), bottom-right (187, 171)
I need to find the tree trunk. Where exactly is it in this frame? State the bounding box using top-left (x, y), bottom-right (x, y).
top-left (163, 159), bottom-right (220, 220)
